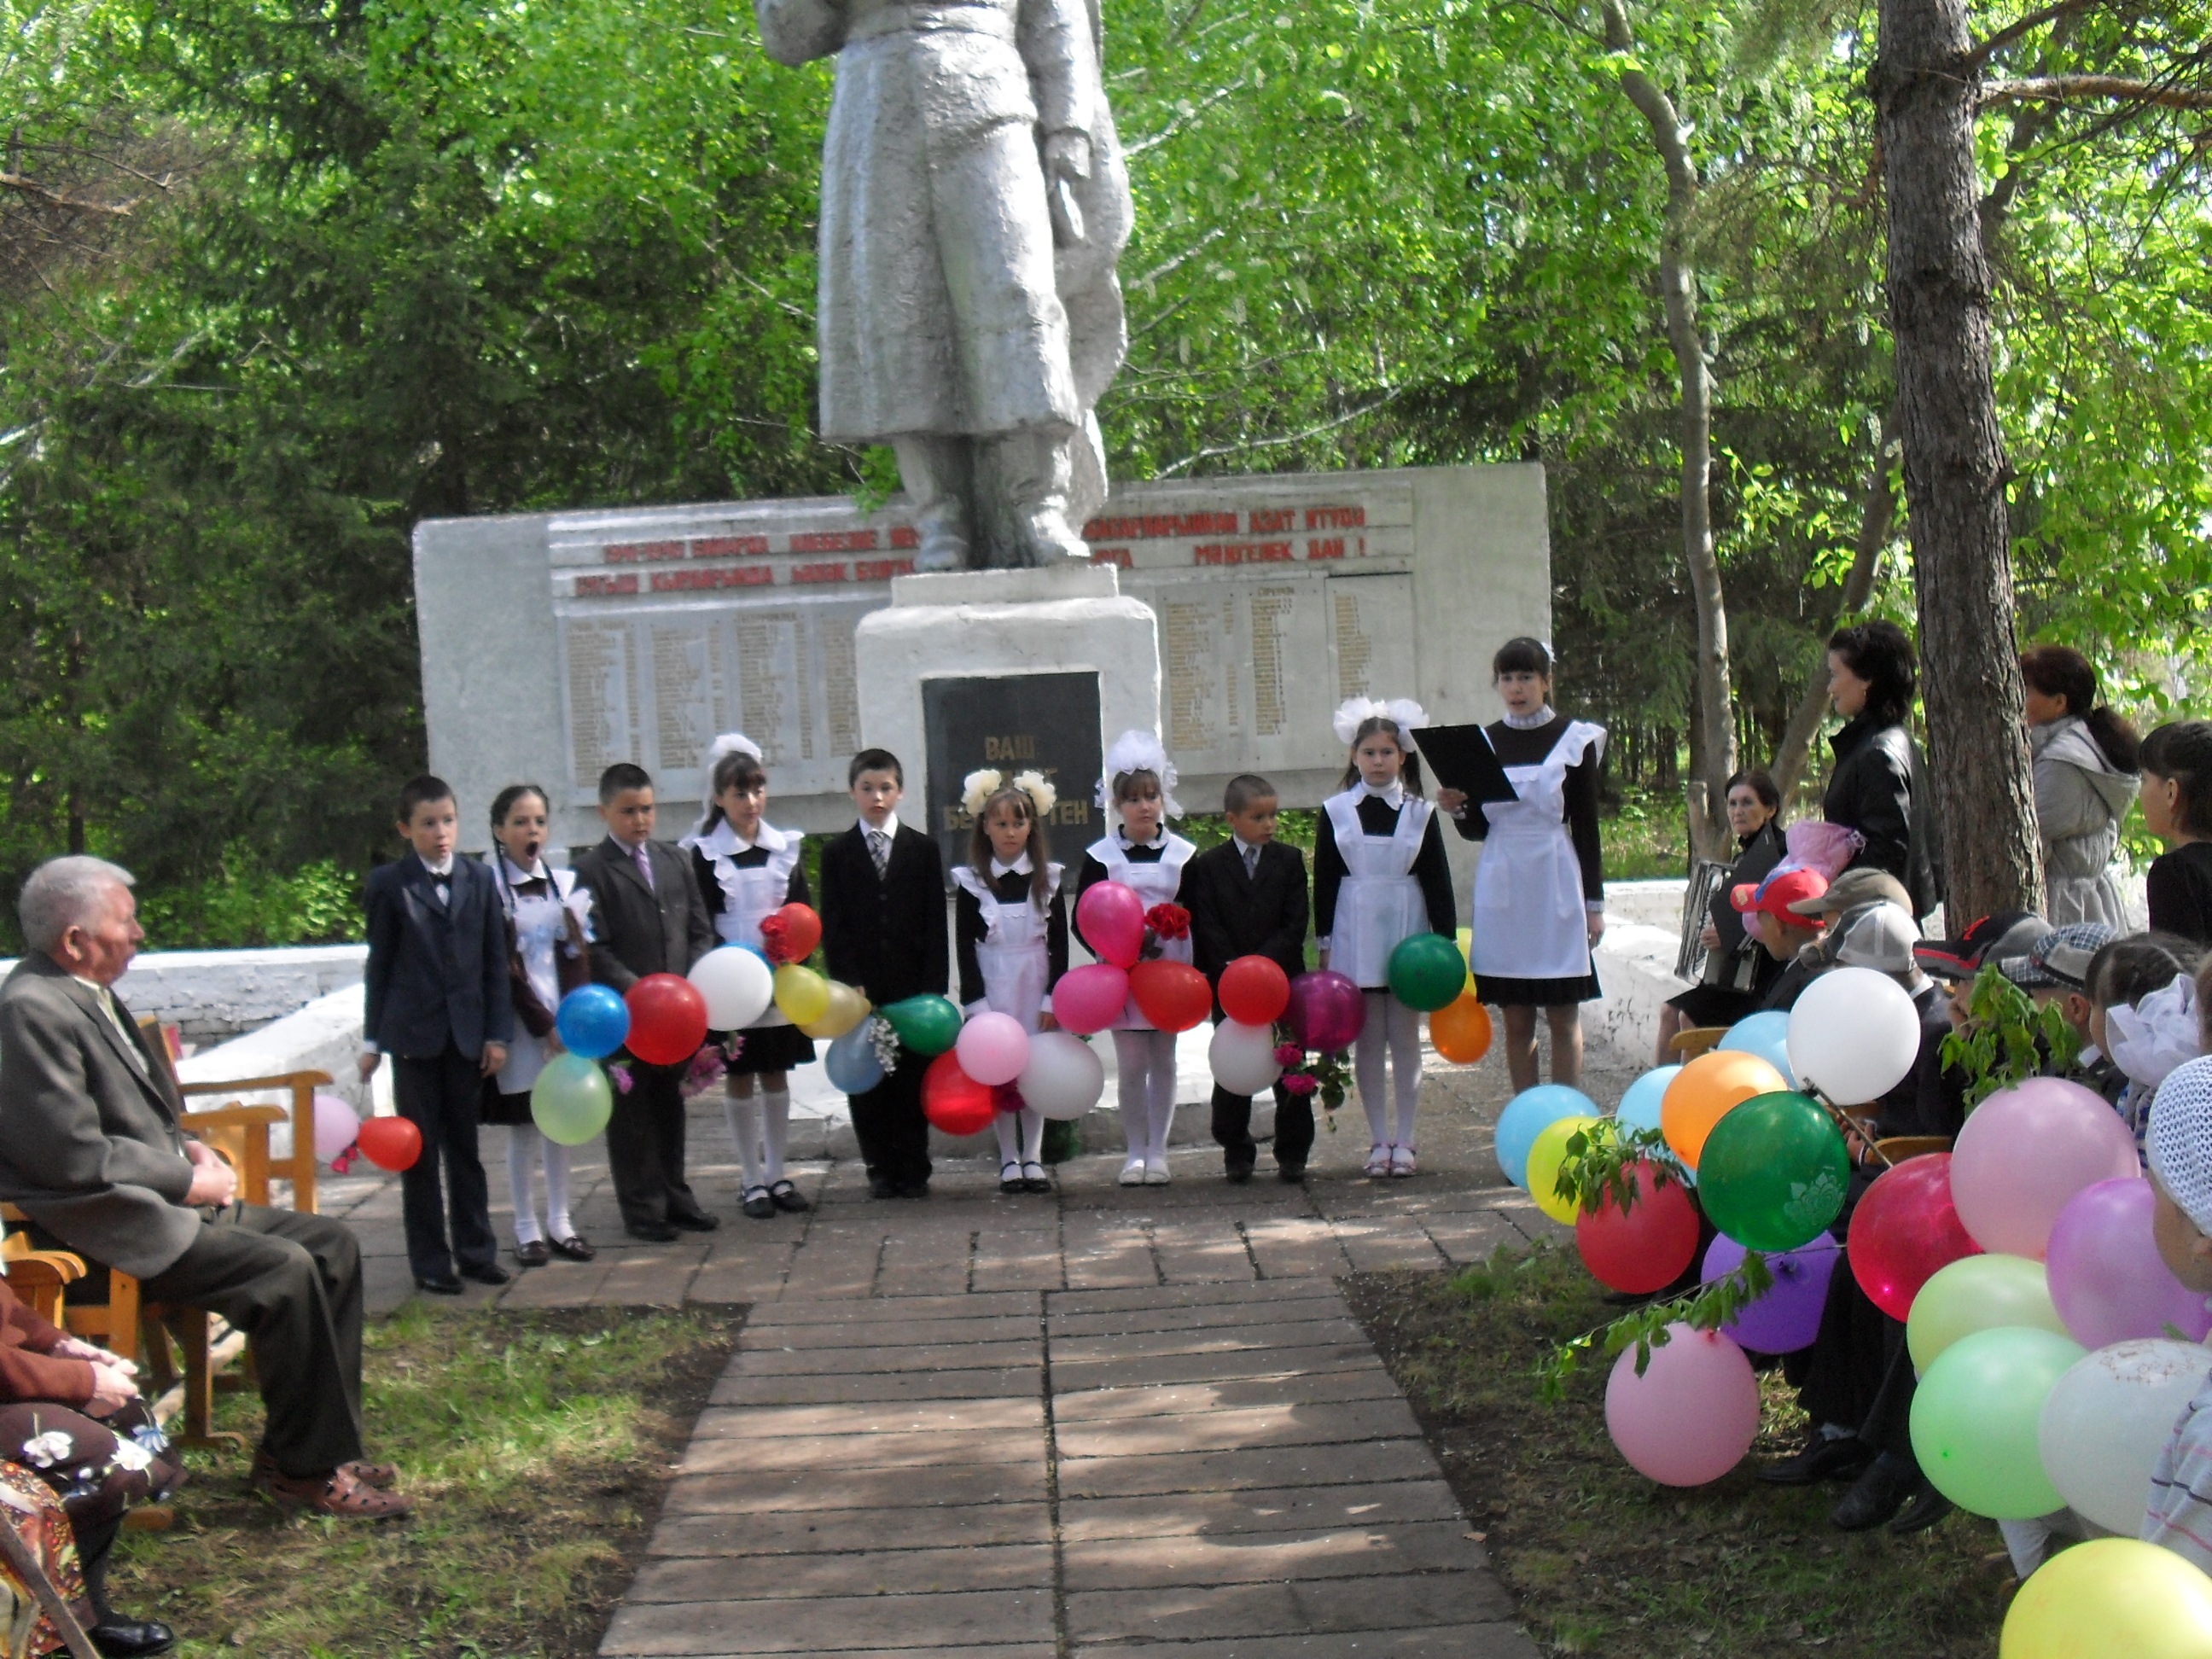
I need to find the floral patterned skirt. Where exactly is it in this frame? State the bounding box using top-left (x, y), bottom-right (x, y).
top-left (0, 1400), bottom-right (183, 1538)
top-left (0, 1461), bottom-right (89, 1656)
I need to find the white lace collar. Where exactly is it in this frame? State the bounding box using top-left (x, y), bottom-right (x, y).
top-left (1502, 705), bottom-right (1557, 731)
top-left (991, 853), bottom-right (1034, 877)
top-left (1357, 780), bottom-right (1407, 808)
top-left (500, 854), bottom-right (549, 883)
top-left (1118, 827), bottom-right (1166, 850)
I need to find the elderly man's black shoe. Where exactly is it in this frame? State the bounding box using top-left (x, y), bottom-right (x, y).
top-left (1831, 1451), bottom-right (1919, 1530)
top-left (92, 1616), bottom-right (177, 1655)
top-left (1757, 1434), bottom-right (1873, 1487)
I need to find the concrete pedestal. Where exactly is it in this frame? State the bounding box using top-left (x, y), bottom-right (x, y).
top-left (853, 562), bottom-right (1161, 835)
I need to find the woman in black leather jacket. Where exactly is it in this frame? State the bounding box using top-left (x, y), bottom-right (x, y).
top-left (1823, 621), bottom-right (1944, 921)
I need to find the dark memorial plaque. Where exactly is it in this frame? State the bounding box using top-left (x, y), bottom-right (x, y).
top-left (924, 672), bottom-right (1103, 882)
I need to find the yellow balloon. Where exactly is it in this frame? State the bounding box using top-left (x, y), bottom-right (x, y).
top-left (1525, 1115), bottom-right (1602, 1225)
top-left (1455, 927), bottom-right (1478, 998)
top-left (773, 963), bottom-right (831, 1027)
top-left (2002, 1538), bottom-right (2212, 1659)
top-left (800, 981), bottom-right (870, 1039)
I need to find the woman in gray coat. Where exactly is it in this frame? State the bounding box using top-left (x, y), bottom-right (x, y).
top-left (2021, 646), bottom-right (2141, 928)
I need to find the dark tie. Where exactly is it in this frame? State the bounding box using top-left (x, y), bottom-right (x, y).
top-left (869, 829), bottom-right (891, 878)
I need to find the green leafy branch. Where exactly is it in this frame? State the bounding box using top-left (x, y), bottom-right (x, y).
top-left (1940, 962), bottom-right (2081, 1110)
top-left (1550, 1115), bottom-right (1686, 1218)
top-left (1535, 1251), bottom-right (1778, 1403)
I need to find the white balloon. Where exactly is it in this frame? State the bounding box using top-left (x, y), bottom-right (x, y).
top-left (2038, 1338), bottom-right (2210, 1534)
top-left (1018, 1031), bottom-right (1106, 1120)
top-left (1208, 1018), bottom-right (1284, 1095)
top-left (688, 946), bottom-right (774, 1031)
top-left (1785, 965), bottom-right (1922, 1105)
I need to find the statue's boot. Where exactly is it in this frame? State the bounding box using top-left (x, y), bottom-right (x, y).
top-left (893, 435), bottom-right (975, 572)
top-left (988, 427), bottom-right (1089, 564)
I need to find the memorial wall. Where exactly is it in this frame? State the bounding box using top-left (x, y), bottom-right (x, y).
top-left (413, 463), bottom-right (1550, 851)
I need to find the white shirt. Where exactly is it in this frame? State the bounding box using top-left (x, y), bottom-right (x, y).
top-left (858, 815), bottom-right (899, 839)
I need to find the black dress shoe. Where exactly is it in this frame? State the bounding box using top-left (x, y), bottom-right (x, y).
top-left (459, 1261), bottom-right (510, 1286)
top-left (1887, 1475), bottom-right (1955, 1534)
top-left (1757, 1434), bottom-right (1874, 1487)
top-left (549, 1232), bottom-right (597, 1261)
top-left (1278, 1163), bottom-right (1306, 1185)
top-left (1831, 1450), bottom-right (1920, 1531)
top-left (90, 1619), bottom-right (176, 1656)
top-left (769, 1180), bottom-right (812, 1213)
top-left (414, 1275), bottom-right (463, 1296)
top-left (1225, 1163), bottom-right (1254, 1185)
top-left (668, 1210), bottom-right (721, 1232)
top-left (514, 1239), bottom-right (550, 1268)
top-left (626, 1223), bottom-right (679, 1243)
top-left (896, 1180), bottom-right (930, 1199)
top-left (868, 1175), bottom-right (899, 1200)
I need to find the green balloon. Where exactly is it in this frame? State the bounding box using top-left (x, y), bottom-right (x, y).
top-left (531, 1052), bottom-right (614, 1146)
top-left (1695, 1090), bottom-right (1849, 1252)
top-left (1906, 1254), bottom-right (2068, 1373)
top-left (883, 994), bottom-right (962, 1057)
top-left (1909, 1325), bottom-right (2085, 1518)
top-left (1388, 933), bottom-right (1467, 1013)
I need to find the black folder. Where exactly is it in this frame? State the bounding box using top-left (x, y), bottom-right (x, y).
top-left (1409, 723), bottom-right (1520, 806)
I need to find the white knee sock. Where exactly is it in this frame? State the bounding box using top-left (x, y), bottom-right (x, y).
top-left (506, 1127), bottom-right (544, 1245)
top-left (993, 1105), bottom-right (1023, 1166)
top-left (542, 1137), bottom-right (574, 1240)
top-left (1355, 992), bottom-right (1393, 1144)
top-left (1388, 996), bottom-right (1422, 1147)
top-left (761, 1090), bottom-right (791, 1185)
top-left (1145, 1030), bottom-right (1179, 1159)
top-left (724, 1087), bottom-right (765, 1190)
top-left (1020, 1106), bottom-right (1045, 1166)
top-left (1114, 1031), bottom-right (1152, 1158)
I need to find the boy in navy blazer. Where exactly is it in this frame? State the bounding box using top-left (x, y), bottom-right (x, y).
top-left (361, 775), bottom-right (514, 1295)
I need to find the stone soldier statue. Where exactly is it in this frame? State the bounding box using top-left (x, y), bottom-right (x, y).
top-left (756, 0), bottom-right (1132, 569)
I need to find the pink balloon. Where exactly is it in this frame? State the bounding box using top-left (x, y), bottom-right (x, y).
top-left (311, 1091), bottom-right (361, 1162)
top-left (2046, 1177), bottom-right (2212, 1349)
top-left (1286, 970), bottom-right (1365, 1054)
top-left (955, 1011), bottom-right (1032, 1088)
top-left (1604, 1324), bottom-right (1762, 1486)
top-left (1052, 963), bottom-right (1132, 1035)
top-left (1077, 881), bottom-right (1146, 969)
top-left (1952, 1078), bottom-right (2141, 1259)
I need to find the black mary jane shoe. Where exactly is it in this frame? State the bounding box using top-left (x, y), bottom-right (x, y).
top-left (1022, 1162), bottom-right (1051, 1195)
top-left (742, 1187), bottom-right (777, 1220)
top-left (90, 1619), bottom-right (176, 1657)
top-left (1000, 1161), bottom-right (1026, 1195)
top-left (549, 1232), bottom-right (597, 1262)
top-left (514, 1239), bottom-right (551, 1268)
top-left (769, 1179), bottom-right (812, 1214)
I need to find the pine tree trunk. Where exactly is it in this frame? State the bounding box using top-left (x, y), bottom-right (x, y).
top-left (1872, 0), bottom-right (2042, 917)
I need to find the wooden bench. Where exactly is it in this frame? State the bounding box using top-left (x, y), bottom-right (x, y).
top-left (1669, 1025), bottom-right (1729, 1059)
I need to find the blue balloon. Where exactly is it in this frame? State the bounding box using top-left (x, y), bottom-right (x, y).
top-left (1494, 1084), bottom-right (1598, 1190)
top-left (556, 985), bottom-right (631, 1061)
top-left (1720, 1010), bottom-right (1799, 1087)
top-left (824, 1021), bottom-right (885, 1094)
top-left (1615, 1065), bottom-right (1681, 1136)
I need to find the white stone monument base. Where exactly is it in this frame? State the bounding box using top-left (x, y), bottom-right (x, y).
top-left (853, 562), bottom-right (1161, 823)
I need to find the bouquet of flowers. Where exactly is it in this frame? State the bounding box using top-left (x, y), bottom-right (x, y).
top-left (1272, 1038), bottom-right (1353, 1132)
top-left (1140, 902), bottom-right (1191, 961)
top-left (681, 1040), bottom-right (737, 1100)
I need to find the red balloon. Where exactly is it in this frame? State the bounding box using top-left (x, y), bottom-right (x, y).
top-left (357, 1115), bottom-right (422, 1173)
top-left (626, 973), bottom-right (710, 1066)
top-left (1575, 1161), bottom-right (1700, 1294)
top-left (1076, 881), bottom-right (1146, 969)
top-left (1130, 961), bottom-right (1213, 1033)
top-left (763, 903), bottom-right (823, 966)
top-left (1849, 1152), bottom-right (1982, 1320)
top-left (1220, 955), bottom-right (1291, 1027)
top-left (923, 1051), bottom-right (997, 1136)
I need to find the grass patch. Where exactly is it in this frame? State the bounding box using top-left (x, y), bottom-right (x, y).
top-left (1600, 788), bottom-right (1689, 882)
top-left (1345, 1245), bottom-right (2006, 1657)
top-left (112, 1304), bottom-right (739, 1658)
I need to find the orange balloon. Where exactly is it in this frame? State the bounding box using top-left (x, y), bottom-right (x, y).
top-left (1661, 1050), bottom-right (1789, 1169)
top-left (1430, 994), bottom-right (1493, 1064)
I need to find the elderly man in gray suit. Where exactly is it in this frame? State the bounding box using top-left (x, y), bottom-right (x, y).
top-left (0, 857), bottom-right (410, 1519)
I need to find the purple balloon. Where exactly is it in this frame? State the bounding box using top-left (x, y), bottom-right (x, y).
top-left (1286, 970), bottom-right (1365, 1054)
top-left (2046, 1177), bottom-right (2212, 1350)
top-left (1702, 1231), bottom-right (1842, 1354)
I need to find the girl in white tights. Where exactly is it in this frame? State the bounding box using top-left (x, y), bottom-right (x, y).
top-left (1314, 701), bottom-right (1459, 1177)
top-left (1075, 731), bottom-right (1196, 1186)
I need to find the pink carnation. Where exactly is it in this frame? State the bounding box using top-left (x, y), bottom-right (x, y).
top-left (1272, 1043), bottom-right (1305, 1068)
top-left (1280, 1073), bottom-right (1318, 1096)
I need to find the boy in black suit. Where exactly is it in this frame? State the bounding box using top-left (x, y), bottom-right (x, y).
top-left (820, 749), bottom-right (948, 1198)
top-left (573, 763), bottom-right (719, 1241)
top-left (361, 775), bottom-right (515, 1295)
top-left (1187, 775), bottom-right (1312, 1183)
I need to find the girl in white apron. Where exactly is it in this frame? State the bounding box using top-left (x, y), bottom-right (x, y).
top-left (681, 734), bottom-right (816, 1221)
top-left (1074, 730), bottom-right (1197, 1186)
top-left (1315, 700), bottom-right (1458, 1178)
top-left (1443, 638), bottom-right (1607, 1092)
top-left (953, 771), bottom-right (1069, 1195)
top-left (483, 784), bottom-right (598, 1266)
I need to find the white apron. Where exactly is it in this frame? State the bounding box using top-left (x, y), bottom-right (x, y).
top-left (1322, 789), bottom-right (1435, 990)
top-left (1469, 720), bottom-right (1606, 984)
top-left (1088, 832), bottom-right (1196, 1030)
top-left (952, 864), bottom-right (1063, 1031)
top-left (491, 860), bottom-right (593, 1094)
top-left (680, 822), bottom-right (804, 1030)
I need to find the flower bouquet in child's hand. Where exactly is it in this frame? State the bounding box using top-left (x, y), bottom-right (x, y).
top-left (682, 1042), bottom-right (732, 1100)
top-left (1272, 1032), bottom-right (1351, 1132)
top-left (1139, 902), bottom-right (1190, 961)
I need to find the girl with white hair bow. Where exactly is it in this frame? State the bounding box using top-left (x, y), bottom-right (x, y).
top-left (679, 734), bottom-right (816, 1220)
top-left (1316, 697), bottom-right (1458, 1177)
